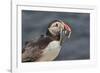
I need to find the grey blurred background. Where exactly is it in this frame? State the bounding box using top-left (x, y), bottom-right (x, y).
top-left (22, 10), bottom-right (90, 60)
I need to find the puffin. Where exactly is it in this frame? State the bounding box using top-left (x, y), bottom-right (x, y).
top-left (22, 20), bottom-right (72, 62)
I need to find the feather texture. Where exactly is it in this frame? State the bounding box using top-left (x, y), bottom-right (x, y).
top-left (22, 36), bottom-right (53, 62)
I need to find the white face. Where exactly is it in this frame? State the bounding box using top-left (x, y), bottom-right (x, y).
top-left (48, 21), bottom-right (65, 36)
top-left (48, 20), bottom-right (72, 45)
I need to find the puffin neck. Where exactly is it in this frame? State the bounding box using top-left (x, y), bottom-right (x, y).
top-left (46, 34), bottom-right (60, 41)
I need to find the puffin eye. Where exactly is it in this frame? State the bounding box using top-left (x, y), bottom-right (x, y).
top-left (55, 23), bottom-right (58, 27)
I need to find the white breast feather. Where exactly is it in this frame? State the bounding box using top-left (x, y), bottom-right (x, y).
top-left (37, 41), bottom-right (61, 61)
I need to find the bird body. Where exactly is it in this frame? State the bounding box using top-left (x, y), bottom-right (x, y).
top-left (37, 41), bottom-right (61, 61)
top-left (22, 20), bottom-right (72, 62)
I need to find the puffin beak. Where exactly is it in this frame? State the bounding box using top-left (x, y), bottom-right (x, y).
top-left (64, 24), bottom-right (72, 38)
top-left (59, 20), bottom-right (72, 45)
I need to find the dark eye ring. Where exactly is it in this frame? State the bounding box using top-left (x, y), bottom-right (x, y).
top-left (55, 23), bottom-right (58, 27)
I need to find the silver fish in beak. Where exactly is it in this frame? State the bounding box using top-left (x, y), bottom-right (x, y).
top-left (60, 23), bottom-right (72, 45)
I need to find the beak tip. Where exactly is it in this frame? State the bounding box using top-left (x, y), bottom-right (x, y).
top-left (64, 24), bottom-right (71, 31)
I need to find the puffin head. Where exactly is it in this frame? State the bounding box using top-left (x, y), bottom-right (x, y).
top-left (46, 20), bottom-right (72, 45)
